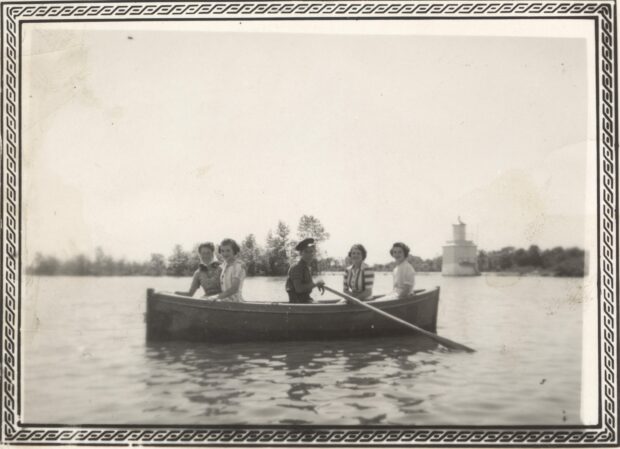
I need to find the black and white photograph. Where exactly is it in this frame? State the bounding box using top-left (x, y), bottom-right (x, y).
top-left (1, 0), bottom-right (616, 445)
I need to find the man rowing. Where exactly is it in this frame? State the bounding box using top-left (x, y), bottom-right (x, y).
top-left (285, 238), bottom-right (325, 303)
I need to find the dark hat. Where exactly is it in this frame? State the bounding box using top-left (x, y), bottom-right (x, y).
top-left (295, 238), bottom-right (316, 251)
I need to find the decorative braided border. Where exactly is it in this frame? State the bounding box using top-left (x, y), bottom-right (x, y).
top-left (1, 0), bottom-right (616, 445)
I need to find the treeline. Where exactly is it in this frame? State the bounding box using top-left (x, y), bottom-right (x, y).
top-left (477, 245), bottom-right (586, 277)
top-left (28, 249), bottom-right (168, 277)
top-left (27, 215), bottom-right (331, 277)
top-left (27, 223), bottom-right (586, 278)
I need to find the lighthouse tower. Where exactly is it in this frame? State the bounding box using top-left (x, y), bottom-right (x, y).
top-left (442, 217), bottom-right (479, 276)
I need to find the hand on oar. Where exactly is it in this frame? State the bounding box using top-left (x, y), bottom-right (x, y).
top-left (323, 285), bottom-right (475, 353)
top-left (315, 280), bottom-right (326, 295)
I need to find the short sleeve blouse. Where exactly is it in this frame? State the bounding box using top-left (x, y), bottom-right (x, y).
top-left (220, 259), bottom-right (246, 302)
top-left (392, 261), bottom-right (415, 296)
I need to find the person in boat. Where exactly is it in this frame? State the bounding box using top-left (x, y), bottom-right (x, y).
top-left (381, 242), bottom-right (416, 301)
top-left (179, 242), bottom-right (222, 297)
top-left (285, 238), bottom-right (325, 304)
top-left (343, 244), bottom-right (375, 301)
top-left (206, 238), bottom-right (246, 302)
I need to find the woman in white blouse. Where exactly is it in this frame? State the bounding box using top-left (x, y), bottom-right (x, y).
top-left (207, 238), bottom-right (246, 302)
top-left (380, 242), bottom-right (415, 301)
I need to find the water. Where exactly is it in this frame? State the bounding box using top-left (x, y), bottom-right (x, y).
top-left (22, 273), bottom-right (585, 425)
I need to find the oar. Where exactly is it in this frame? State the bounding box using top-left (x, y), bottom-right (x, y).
top-left (323, 285), bottom-right (475, 353)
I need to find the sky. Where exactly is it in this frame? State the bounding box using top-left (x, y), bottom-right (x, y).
top-left (22, 20), bottom-right (595, 265)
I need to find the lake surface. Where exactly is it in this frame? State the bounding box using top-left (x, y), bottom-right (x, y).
top-left (22, 273), bottom-right (588, 425)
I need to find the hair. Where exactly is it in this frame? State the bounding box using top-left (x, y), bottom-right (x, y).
top-left (348, 243), bottom-right (367, 260)
top-left (218, 238), bottom-right (240, 255)
top-left (197, 242), bottom-right (215, 253)
top-left (390, 242), bottom-right (410, 258)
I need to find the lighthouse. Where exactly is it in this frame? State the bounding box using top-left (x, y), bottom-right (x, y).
top-left (442, 217), bottom-right (480, 276)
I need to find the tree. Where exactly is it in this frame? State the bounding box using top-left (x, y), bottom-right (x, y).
top-left (295, 215), bottom-right (331, 273)
top-left (295, 215), bottom-right (330, 251)
top-left (477, 250), bottom-right (488, 272)
top-left (555, 257), bottom-right (585, 277)
top-left (147, 253), bottom-right (167, 276)
top-left (541, 247), bottom-right (566, 269)
top-left (526, 245), bottom-right (542, 267)
top-left (554, 247), bottom-right (585, 277)
top-left (406, 255), bottom-right (424, 271)
top-left (317, 257), bottom-right (344, 272)
top-left (187, 245), bottom-right (201, 273)
top-left (167, 245), bottom-right (190, 276)
top-left (431, 256), bottom-right (443, 272)
top-left (93, 247), bottom-right (116, 276)
top-left (513, 248), bottom-right (529, 267)
top-left (29, 253), bottom-right (61, 275)
top-left (64, 254), bottom-right (92, 276)
top-left (498, 247), bottom-right (515, 270)
top-left (240, 234), bottom-right (262, 276)
top-left (265, 221), bottom-right (291, 276)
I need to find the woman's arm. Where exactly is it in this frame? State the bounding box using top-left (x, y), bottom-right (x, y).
top-left (343, 270), bottom-right (351, 293)
top-left (183, 272), bottom-right (200, 296)
top-left (213, 277), bottom-right (241, 300)
top-left (211, 263), bottom-right (245, 300)
top-left (397, 283), bottom-right (414, 297)
top-left (397, 265), bottom-right (415, 298)
top-left (293, 278), bottom-right (319, 293)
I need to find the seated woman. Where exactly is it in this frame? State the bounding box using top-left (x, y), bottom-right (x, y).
top-left (207, 238), bottom-right (246, 302)
top-left (380, 242), bottom-right (415, 301)
top-left (343, 244), bottom-right (375, 301)
top-left (177, 242), bottom-right (222, 297)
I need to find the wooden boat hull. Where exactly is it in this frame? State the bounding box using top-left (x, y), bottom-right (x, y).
top-left (145, 287), bottom-right (440, 342)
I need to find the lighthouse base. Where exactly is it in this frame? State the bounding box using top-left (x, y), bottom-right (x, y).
top-left (442, 262), bottom-right (480, 276)
top-left (442, 242), bottom-right (479, 276)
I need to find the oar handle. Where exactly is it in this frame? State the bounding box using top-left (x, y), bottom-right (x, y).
top-left (323, 285), bottom-right (475, 353)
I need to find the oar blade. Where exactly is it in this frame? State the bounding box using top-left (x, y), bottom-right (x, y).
top-left (433, 334), bottom-right (476, 353)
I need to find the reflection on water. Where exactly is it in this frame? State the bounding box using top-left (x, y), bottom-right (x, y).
top-left (144, 337), bottom-right (438, 424)
top-left (23, 273), bottom-right (585, 425)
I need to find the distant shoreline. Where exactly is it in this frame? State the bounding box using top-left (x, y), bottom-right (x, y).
top-left (26, 245), bottom-right (586, 278)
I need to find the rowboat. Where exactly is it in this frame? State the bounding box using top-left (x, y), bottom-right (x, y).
top-left (145, 287), bottom-right (440, 342)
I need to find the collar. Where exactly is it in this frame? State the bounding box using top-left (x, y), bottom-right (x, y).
top-left (199, 261), bottom-right (219, 271)
top-left (222, 258), bottom-right (238, 267)
top-left (348, 263), bottom-right (365, 270)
